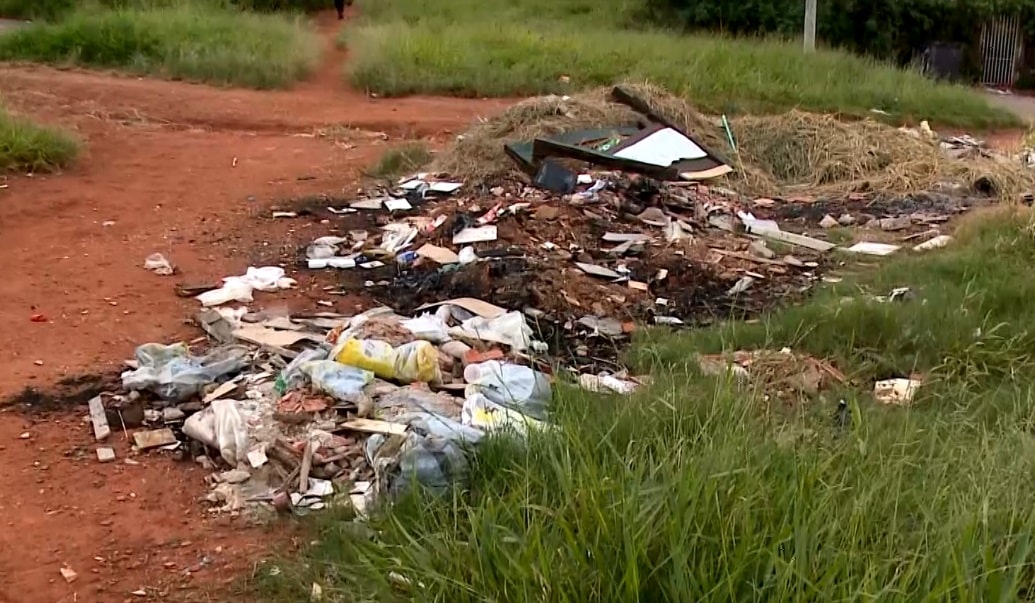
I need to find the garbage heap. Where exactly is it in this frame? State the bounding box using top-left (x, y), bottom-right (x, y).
top-left (91, 297), bottom-right (636, 518)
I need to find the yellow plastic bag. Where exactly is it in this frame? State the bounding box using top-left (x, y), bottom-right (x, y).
top-left (335, 338), bottom-right (398, 379)
top-left (334, 338), bottom-right (441, 384)
top-left (393, 341), bottom-right (442, 384)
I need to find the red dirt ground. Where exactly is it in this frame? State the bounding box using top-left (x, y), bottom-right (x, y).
top-left (0, 11), bottom-right (504, 603)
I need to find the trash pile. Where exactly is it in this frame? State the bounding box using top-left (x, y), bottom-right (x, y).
top-left (87, 297), bottom-right (637, 518)
top-left (78, 84), bottom-right (1017, 520)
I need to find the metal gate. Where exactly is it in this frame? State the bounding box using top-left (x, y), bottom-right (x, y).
top-left (980, 16), bottom-right (1023, 87)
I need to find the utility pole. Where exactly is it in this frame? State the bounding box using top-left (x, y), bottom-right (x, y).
top-left (803, 0), bottom-right (817, 52)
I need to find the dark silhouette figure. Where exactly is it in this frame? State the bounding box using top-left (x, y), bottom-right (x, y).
top-left (334, 0), bottom-right (351, 20)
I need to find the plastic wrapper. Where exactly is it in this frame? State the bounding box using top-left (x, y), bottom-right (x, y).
top-left (335, 338), bottom-right (441, 384)
top-left (183, 398), bottom-right (247, 466)
top-left (121, 343), bottom-right (250, 402)
top-left (301, 360), bottom-right (374, 400)
top-left (365, 411), bottom-right (482, 498)
top-left (463, 360), bottom-right (551, 420)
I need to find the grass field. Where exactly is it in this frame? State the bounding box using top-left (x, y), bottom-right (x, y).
top-left (256, 209), bottom-right (1035, 601)
top-left (0, 108), bottom-right (79, 172)
top-left (343, 0), bottom-right (1017, 128)
top-left (0, 1), bottom-right (319, 88)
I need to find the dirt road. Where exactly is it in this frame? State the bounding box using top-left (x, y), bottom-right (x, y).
top-left (0, 11), bottom-right (503, 602)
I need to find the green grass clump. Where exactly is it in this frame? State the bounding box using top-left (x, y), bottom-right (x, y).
top-left (256, 210), bottom-right (1035, 601)
top-left (343, 0), bottom-right (1016, 128)
top-left (364, 143), bottom-right (432, 180)
top-left (0, 109), bottom-right (79, 172)
top-left (0, 2), bottom-right (320, 88)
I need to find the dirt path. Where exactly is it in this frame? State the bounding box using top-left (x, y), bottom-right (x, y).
top-left (0, 11), bottom-right (503, 602)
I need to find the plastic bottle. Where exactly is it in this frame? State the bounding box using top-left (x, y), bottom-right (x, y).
top-left (463, 361), bottom-right (551, 420)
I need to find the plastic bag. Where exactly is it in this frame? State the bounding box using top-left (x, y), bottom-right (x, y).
top-left (462, 393), bottom-right (546, 434)
top-left (449, 311), bottom-right (533, 351)
top-left (464, 361), bottom-right (551, 420)
top-left (401, 313), bottom-right (451, 344)
top-left (335, 338), bottom-right (398, 378)
top-left (121, 343), bottom-right (250, 402)
top-left (365, 411), bottom-right (482, 499)
top-left (143, 253), bottom-right (174, 276)
top-left (276, 347), bottom-right (329, 394)
top-left (335, 338), bottom-right (441, 384)
top-left (301, 360), bottom-right (373, 400)
top-left (393, 341), bottom-right (442, 383)
top-left (196, 266), bottom-right (296, 307)
top-left (183, 398), bottom-right (247, 466)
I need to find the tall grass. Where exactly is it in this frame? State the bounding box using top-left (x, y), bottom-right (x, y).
top-left (0, 1), bottom-right (320, 88)
top-left (257, 210), bottom-right (1035, 601)
top-left (0, 108), bottom-right (79, 172)
top-left (343, 0), bottom-right (1017, 128)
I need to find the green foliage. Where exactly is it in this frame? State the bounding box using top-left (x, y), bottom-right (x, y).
top-left (0, 0), bottom-right (73, 20)
top-left (364, 143), bottom-right (432, 180)
top-left (258, 211), bottom-right (1035, 603)
top-left (344, 0), bottom-right (1017, 128)
top-left (0, 2), bottom-right (320, 88)
top-left (0, 0), bottom-right (325, 21)
top-left (0, 109), bottom-right (79, 172)
top-left (643, 0), bottom-right (1035, 64)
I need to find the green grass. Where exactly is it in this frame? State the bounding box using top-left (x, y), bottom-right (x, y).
top-left (364, 143), bottom-right (432, 180)
top-left (342, 0), bottom-right (1018, 128)
top-left (0, 108), bottom-right (79, 172)
top-left (256, 209), bottom-right (1035, 601)
top-left (0, 1), bottom-right (320, 89)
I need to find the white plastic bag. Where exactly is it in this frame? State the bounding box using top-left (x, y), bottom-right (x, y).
top-left (462, 393), bottom-right (546, 434)
top-left (449, 311), bottom-right (533, 350)
top-left (196, 266), bottom-right (296, 307)
top-left (183, 398), bottom-right (247, 466)
top-left (464, 360), bottom-right (551, 419)
top-left (401, 313), bottom-right (451, 344)
top-left (143, 253), bottom-right (174, 276)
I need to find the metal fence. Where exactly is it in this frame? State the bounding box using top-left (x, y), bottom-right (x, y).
top-left (981, 15), bottom-right (1023, 87)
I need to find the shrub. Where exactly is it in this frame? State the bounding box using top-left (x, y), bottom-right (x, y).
top-left (0, 109), bottom-right (79, 172)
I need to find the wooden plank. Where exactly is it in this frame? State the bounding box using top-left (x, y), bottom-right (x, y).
top-left (88, 396), bottom-right (111, 442)
top-left (745, 223), bottom-right (835, 252)
top-left (338, 419), bottom-right (408, 436)
top-left (710, 248), bottom-right (788, 266)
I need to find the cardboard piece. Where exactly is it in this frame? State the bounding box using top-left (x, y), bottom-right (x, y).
top-left (232, 325), bottom-right (322, 348)
top-left (133, 428), bottom-right (178, 450)
top-left (416, 244), bottom-right (460, 265)
top-left (415, 297), bottom-right (506, 319)
top-left (575, 262), bottom-right (622, 279)
top-left (453, 226), bottom-right (498, 245)
top-left (338, 419), bottom-right (408, 436)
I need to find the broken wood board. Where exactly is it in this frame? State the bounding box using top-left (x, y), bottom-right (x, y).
top-left (88, 396), bottom-right (111, 442)
top-left (415, 297), bottom-right (506, 319)
top-left (416, 243), bottom-right (460, 265)
top-left (132, 428), bottom-right (177, 450)
top-left (232, 325), bottom-right (323, 348)
top-left (710, 248), bottom-right (789, 267)
top-left (747, 226), bottom-right (835, 252)
top-left (602, 232), bottom-right (651, 243)
top-left (337, 419), bottom-right (408, 436)
top-left (453, 225), bottom-right (497, 245)
top-left (203, 375), bottom-right (245, 404)
top-left (846, 241), bottom-right (900, 256)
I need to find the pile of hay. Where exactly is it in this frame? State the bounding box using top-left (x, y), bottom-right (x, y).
top-left (432, 82), bottom-right (1035, 201)
top-left (734, 112), bottom-right (1034, 200)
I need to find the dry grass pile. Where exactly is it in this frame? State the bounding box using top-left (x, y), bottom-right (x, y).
top-left (735, 112), bottom-right (1035, 201)
top-left (433, 83), bottom-right (1035, 201)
